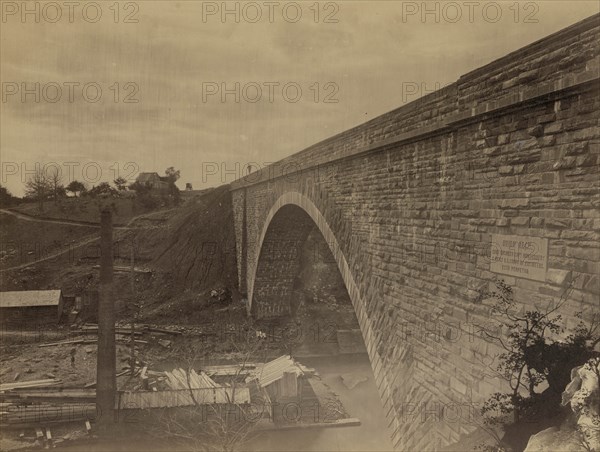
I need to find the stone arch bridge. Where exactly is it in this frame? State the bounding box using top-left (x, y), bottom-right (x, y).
top-left (230, 15), bottom-right (599, 450)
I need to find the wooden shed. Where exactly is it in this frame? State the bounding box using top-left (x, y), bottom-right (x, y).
top-left (0, 290), bottom-right (64, 325)
top-left (247, 355), bottom-right (305, 401)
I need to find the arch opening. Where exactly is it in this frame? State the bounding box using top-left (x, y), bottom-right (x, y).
top-left (250, 204), bottom-right (363, 354)
top-left (244, 192), bottom-right (403, 450)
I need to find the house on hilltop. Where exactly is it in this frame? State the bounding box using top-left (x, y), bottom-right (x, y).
top-left (135, 172), bottom-right (170, 193)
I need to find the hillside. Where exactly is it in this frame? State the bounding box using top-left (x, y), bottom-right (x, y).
top-left (0, 185), bottom-right (240, 326)
top-left (1, 184), bottom-right (357, 348)
top-left (0, 212), bottom-right (96, 271)
top-left (120, 185), bottom-right (240, 323)
top-left (11, 195), bottom-right (171, 226)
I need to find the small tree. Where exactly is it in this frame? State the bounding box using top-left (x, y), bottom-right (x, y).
top-left (66, 180), bottom-right (86, 197)
top-left (165, 167), bottom-right (181, 205)
top-left (165, 167), bottom-right (181, 184)
top-left (113, 176), bottom-right (128, 191)
top-left (88, 182), bottom-right (116, 197)
top-left (46, 166), bottom-right (64, 204)
top-left (0, 185), bottom-right (20, 207)
top-left (129, 181), bottom-right (150, 195)
top-left (24, 169), bottom-right (51, 211)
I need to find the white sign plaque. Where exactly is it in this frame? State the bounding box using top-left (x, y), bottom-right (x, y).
top-left (490, 234), bottom-right (548, 282)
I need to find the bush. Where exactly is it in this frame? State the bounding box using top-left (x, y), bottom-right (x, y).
top-left (138, 193), bottom-right (159, 210)
top-left (478, 279), bottom-right (599, 451)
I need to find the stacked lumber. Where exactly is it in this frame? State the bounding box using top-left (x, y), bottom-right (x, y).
top-left (80, 323), bottom-right (182, 336)
top-left (0, 379), bottom-right (62, 391)
top-left (203, 363), bottom-right (258, 377)
top-left (38, 338), bottom-right (147, 348)
top-left (0, 403), bottom-right (97, 425)
top-left (80, 325), bottom-right (143, 336)
top-left (38, 339), bottom-right (95, 348)
top-left (164, 368), bottom-right (218, 389)
top-left (0, 389), bottom-right (95, 403)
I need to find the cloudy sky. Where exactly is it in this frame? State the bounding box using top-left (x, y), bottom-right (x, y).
top-left (1, 1), bottom-right (598, 195)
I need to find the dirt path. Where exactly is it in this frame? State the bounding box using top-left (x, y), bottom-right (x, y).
top-left (1, 208), bottom-right (176, 230)
top-left (0, 208), bottom-right (177, 273)
top-left (0, 209), bottom-right (101, 228)
top-left (0, 234), bottom-right (99, 273)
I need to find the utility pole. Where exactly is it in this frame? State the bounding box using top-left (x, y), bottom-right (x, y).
top-left (130, 234), bottom-right (135, 376)
top-left (97, 209), bottom-right (116, 430)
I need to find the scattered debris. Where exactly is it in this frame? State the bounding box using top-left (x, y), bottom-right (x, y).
top-left (158, 339), bottom-right (171, 348)
top-left (209, 287), bottom-right (230, 303)
top-left (92, 265), bottom-right (151, 274)
top-left (142, 325), bottom-right (182, 336)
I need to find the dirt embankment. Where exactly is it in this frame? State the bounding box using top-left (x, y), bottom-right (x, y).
top-left (133, 185), bottom-right (237, 292)
top-left (0, 185), bottom-right (239, 326)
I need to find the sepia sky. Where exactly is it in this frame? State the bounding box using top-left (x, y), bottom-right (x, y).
top-left (1, 1), bottom-right (598, 195)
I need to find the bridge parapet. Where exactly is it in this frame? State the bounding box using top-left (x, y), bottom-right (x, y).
top-left (231, 14), bottom-right (598, 192)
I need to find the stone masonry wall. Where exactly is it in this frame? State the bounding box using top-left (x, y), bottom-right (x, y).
top-left (231, 15), bottom-right (600, 451)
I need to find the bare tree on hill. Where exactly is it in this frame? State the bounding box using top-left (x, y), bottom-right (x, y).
top-left (47, 166), bottom-right (65, 204)
top-left (24, 169), bottom-right (51, 211)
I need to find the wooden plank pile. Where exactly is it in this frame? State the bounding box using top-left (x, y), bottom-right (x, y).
top-left (0, 403), bottom-right (97, 426)
top-left (202, 363), bottom-right (258, 377)
top-left (0, 379), bottom-right (62, 392)
top-left (38, 338), bottom-right (96, 348)
top-left (38, 337), bottom-right (148, 348)
top-left (164, 368), bottom-right (218, 389)
top-left (0, 389), bottom-right (95, 404)
top-left (80, 325), bottom-right (143, 336)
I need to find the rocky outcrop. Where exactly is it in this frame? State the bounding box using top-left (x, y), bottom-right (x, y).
top-left (524, 426), bottom-right (588, 452)
top-left (564, 358), bottom-right (600, 450)
top-left (525, 358), bottom-right (600, 452)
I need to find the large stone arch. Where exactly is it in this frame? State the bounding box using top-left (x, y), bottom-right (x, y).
top-left (247, 191), bottom-right (400, 442)
top-left (249, 192), bottom-right (359, 319)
